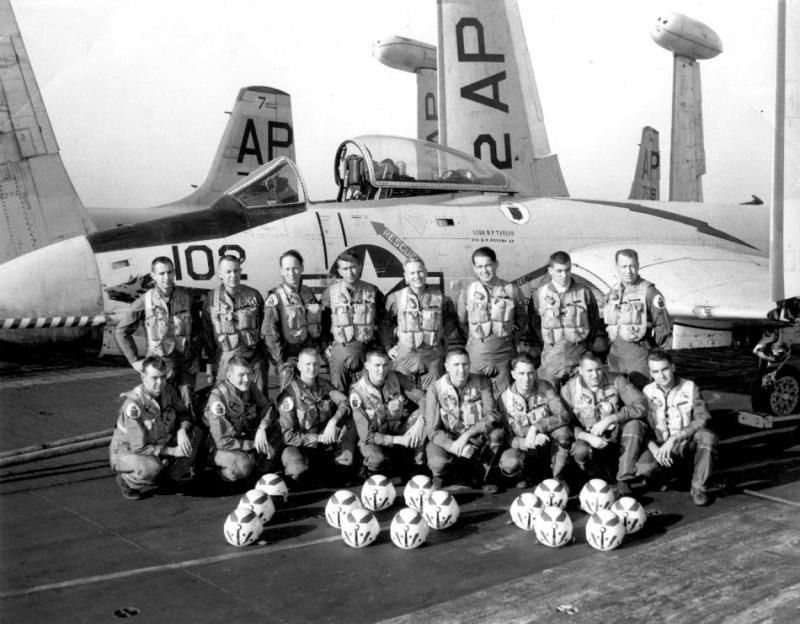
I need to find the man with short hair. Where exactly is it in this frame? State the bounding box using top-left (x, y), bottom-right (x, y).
top-left (204, 355), bottom-right (279, 485)
top-left (262, 249), bottom-right (323, 389)
top-left (637, 349), bottom-right (718, 506)
top-left (274, 348), bottom-right (356, 486)
top-left (350, 349), bottom-right (427, 478)
top-left (457, 247), bottom-right (529, 394)
top-left (603, 249), bottom-right (672, 388)
top-left (109, 356), bottom-right (201, 500)
top-left (203, 255), bottom-right (266, 391)
top-left (321, 251), bottom-right (385, 392)
top-left (561, 352), bottom-right (647, 497)
top-left (384, 257), bottom-right (457, 389)
top-left (426, 347), bottom-right (505, 491)
top-left (531, 251), bottom-right (605, 388)
top-left (497, 353), bottom-right (573, 488)
top-left (114, 256), bottom-right (202, 413)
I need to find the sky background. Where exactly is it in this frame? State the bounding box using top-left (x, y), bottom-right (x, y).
top-left (12, 0), bottom-right (779, 209)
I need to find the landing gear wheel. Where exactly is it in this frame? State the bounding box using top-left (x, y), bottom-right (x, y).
top-left (752, 366), bottom-right (800, 416)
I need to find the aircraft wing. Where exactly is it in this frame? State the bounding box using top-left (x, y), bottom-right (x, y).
top-left (568, 243), bottom-right (772, 322)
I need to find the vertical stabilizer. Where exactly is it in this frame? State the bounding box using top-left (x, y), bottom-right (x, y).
top-left (176, 86), bottom-right (295, 206)
top-left (669, 56), bottom-right (706, 201)
top-left (629, 126), bottom-right (661, 200)
top-left (436, 0), bottom-right (568, 197)
top-left (0, 0), bottom-right (94, 263)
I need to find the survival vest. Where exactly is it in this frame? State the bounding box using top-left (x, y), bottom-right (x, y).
top-left (114, 385), bottom-right (179, 447)
top-left (435, 374), bottom-right (484, 433)
top-left (143, 288), bottom-right (192, 357)
top-left (274, 283), bottom-right (322, 345)
top-left (465, 280), bottom-right (516, 340)
top-left (538, 282), bottom-right (591, 346)
top-left (350, 372), bottom-right (406, 429)
top-left (396, 287), bottom-right (443, 350)
top-left (211, 285), bottom-right (261, 352)
top-left (603, 279), bottom-right (653, 342)
top-left (643, 378), bottom-right (695, 442)
top-left (285, 380), bottom-right (334, 431)
top-left (499, 385), bottom-right (552, 437)
top-left (566, 376), bottom-right (620, 429)
top-left (328, 281), bottom-right (377, 344)
top-left (207, 380), bottom-right (259, 437)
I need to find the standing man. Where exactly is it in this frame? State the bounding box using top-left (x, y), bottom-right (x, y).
top-left (321, 251), bottom-right (385, 392)
top-left (384, 257), bottom-right (457, 389)
top-left (114, 256), bottom-right (201, 414)
top-left (109, 356), bottom-right (201, 500)
top-left (350, 349), bottom-right (427, 478)
top-left (274, 348), bottom-right (356, 487)
top-left (561, 352), bottom-right (647, 497)
top-left (637, 349), bottom-right (718, 506)
top-left (426, 347), bottom-right (505, 491)
top-left (532, 251), bottom-right (605, 388)
top-left (603, 249), bottom-right (672, 388)
top-left (262, 250), bottom-right (323, 389)
top-left (203, 255), bottom-right (266, 392)
top-left (497, 353), bottom-right (573, 489)
top-left (457, 247), bottom-right (529, 394)
top-left (204, 355), bottom-right (279, 486)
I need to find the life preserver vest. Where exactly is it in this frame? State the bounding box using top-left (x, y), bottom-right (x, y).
top-left (207, 380), bottom-right (258, 436)
top-left (465, 280), bottom-right (516, 340)
top-left (274, 283), bottom-right (322, 344)
top-left (287, 380), bottom-right (333, 431)
top-left (396, 287), bottom-right (443, 350)
top-left (567, 377), bottom-right (620, 429)
top-left (114, 385), bottom-right (178, 445)
top-left (328, 281), bottom-right (377, 344)
top-left (211, 285), bottom-right (261, 351)
top-left (538, 282), bottom-right (591, 346)
top-left (499, 385), bottom-right (552, 437)
top-left (143, 288), bottom-right (192, 357)
top-left (643, 379), bottom-right (695, 441)
top-left (435, 374), bottom-right (484, 433)
top-left (603, 279), bottom-right (652, 342)
top-left (350, 372), bottom-right (406, 428)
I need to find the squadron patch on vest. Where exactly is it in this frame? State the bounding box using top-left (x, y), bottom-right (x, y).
top-left (210, 401), bottom-right (226, 417)
top-left (266, 294), bottom-right (279, 307)
top-left (124, 403), bottom-right (141, 419)
top-left (280, 397), bottom-right (295, 412)
top-left (349, 393), bottom-right (362, 409)
top-left (143, 418), bottom-right (153, 430)
top-left (653, 294), bottom-right (666, 309)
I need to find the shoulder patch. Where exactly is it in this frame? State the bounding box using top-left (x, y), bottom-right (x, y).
top-left (266, 293), bottom-right (279, 307)
top-left (209, 401), bottom-right (226, 417)
top-left (653, 294), bottom-right (666, 309)
top-left (349, 393), bottom-right (362, 409)
top-left (124, 402), bottom-right (141, 419)
top-left (280, 397), bottom-right (295, 412)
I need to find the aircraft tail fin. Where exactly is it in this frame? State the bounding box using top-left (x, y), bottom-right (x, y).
top-left (0, 0), bottom-right (95, 263)
top-left (628, 126), bottom-right (661, 200)
top-left (436, 0), bottom-right (568, 197)
top-left (177, 86), bottom-right (295, 206)
top-left (669, 57), bottom-right (706, 201)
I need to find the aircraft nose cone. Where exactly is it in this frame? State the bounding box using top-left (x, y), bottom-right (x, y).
top-left (0, 236), bottom-right (103, 324)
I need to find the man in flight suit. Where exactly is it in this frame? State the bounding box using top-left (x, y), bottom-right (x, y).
top-left (604, 249), bottom-right (672, 389)
top-left (457, 247), bottom-right (529, 394)
top-left (262, 249), bottom-right (323, 390)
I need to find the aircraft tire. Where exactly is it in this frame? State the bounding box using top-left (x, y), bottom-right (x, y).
top-left (751, 365), bottom-right (800, 417)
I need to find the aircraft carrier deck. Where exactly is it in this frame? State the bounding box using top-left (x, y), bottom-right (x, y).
top-left (1, 349), bottom-right (799, 623)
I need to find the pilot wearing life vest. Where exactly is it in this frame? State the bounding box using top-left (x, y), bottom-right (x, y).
top-left (531, 251), bottom-right (606, 388)
top-left (202, 255), bottom-right (267, 392)
top-left (262, 250), bottom-right (323, 390)
top-left (350, 349), bottom-right (427, 477)
top-left (384, 257), bottom-right (457, 390)
top-left (560, 352), bottom-right (647, 498)
top-left (497, 353), bottom-right (573, 488)
top-left (636, 349), bottom-right (717, 506)
top-left (115, 256), bottom-right (202, 414)
top-left (603, 249), bottom-right (672, 389)
top-left (321, 251), bottom-right (385, 392)
top-left (456, 247), bottom-right (530, 394)
top-left (425, 347), bottom-right (505, 491)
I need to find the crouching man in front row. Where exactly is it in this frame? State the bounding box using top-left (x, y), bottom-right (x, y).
top-left (637, 349), bottom-right (718, 506)
top-left (350, 349), bottom-right (427, 479)
top-left (204, 355), bottom-right (280, 486)
top-left (426, 347), bottom-right (506, 492)
top-left (110, 356), bottom-right (202, 500)
top-left (274, 348), bottom-right (356, 487)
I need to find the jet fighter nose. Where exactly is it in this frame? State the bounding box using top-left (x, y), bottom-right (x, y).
top-left (0, 236), bottom-right (103, 325)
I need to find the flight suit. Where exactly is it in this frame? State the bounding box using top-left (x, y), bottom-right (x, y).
top-left (604, 278), bottom-right (672, 388)
top-left (204, 378), bottom-right (279, 482)
top-left (497, 381), bottom-right (573, 484)
top-left (115, 286), bottom-right (202, 412)
top-left (561, 372), bottom-right (647, 484)
top-left (261, 282), bottom-right (323, 389)
top-left (425, 373), bottom-right (505, 485)
top-left (203, 284), bottom-right (267, 392)
top-left (457, 279), bottom-right (528, 394)
top-left (637, 378), bottom-right (718, 494)
top-left (532, 280), bottom-right (604, 387)
top-left (321, 279), bottom-right (385, 391)
top-left (274, 378), bottom-right (355, 482)
top-left (384, 285), bottom-right (457, 389)
top-left (350, 370), bottom-right (427, 476)
top-left (109, 383), bottom-right (201, 494)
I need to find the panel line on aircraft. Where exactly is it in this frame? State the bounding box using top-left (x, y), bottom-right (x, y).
top-left (337, 213), bottom-right (348, 247)
top-left (315, 211), bottom-right (329, 269)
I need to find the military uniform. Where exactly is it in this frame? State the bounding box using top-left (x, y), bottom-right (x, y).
top-left (561, 372), bottom-right (647, 484)
top-left (497, 381), bottom-right (572, 483)
top-left (321, 279), bottom-right (385, 391)
top-left (457, 279), bottom-right (528, 393)
top-left (350, 370), bottom-right (427, 476)
top-left (425, 373), bottom-right (505, 484)
top-left (274, 378), bottom-right (355, 481)
top-left (637, 377), bottom-right (718, 495)
top-left (109, 383), bottom-right (201, 495)
top-left (384, 285), bottom-right (457, 389)
top-left (261, 282), bottom-right (323, 388)
top-left (603, 278), bottom-right (672, 388)
top-left (114, 286), bottom-right (201, 410)
top-left (204, 379), bottom-right (279, 482)
top-left (532, 280), bottom-right (604, 387)
top-left (203, 284), bottom-right (267, 391)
